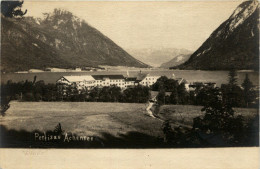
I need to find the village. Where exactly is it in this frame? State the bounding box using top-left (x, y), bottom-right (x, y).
top-left (56, 70), bottom-right (217, 95)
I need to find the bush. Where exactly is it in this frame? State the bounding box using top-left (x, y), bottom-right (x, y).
top-left (24, 92), bottom-right (35, 101)
top-left (192, 87), bottom-right (247, 145)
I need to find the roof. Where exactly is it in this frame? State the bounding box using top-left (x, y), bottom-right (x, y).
top-left (92, 75), bottom-right (125, 80)
top-left (175, 78), bottom-right (188, 84)
top-left (204, 82), bottom-right (216, 85)
top-left (62, 75), bottom-right (95, 82)
top-left (146, 74), bottom-right (161, 78)
top-left (136, 73), bottom-right (148, 81)
top-left (125, 77), bottom-right (137, 81)
top-left (150, 91), bottom-right (172, 99)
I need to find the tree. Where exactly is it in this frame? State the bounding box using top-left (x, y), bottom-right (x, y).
top-left (151, 76), bottom-right (178, 92)
top-left (169, 89), bottom-right (178, 104)
top-left (1, 1), bottom-right (27, 18)
top-left (122, 88), bottom-right (134, 103)
top-left (193, 87), bottom-right (246, 144)
top-left (34, 80), bottom-right (45, 101)
top-left (89, 87), bottom-right (99, 101)
top-left (223, 69), bottom-right (245, 107)
top-left (99, 87), bottom-right (111, 102)
top-left (151, 76), bottom-right (168, 91)
top-left (194, 85), bottom-right (208, 105)
top-left (221, 84), bottom-right (245, 107)
top-left (109, 86), bottom-right (121, 102)
top-left (177, 83), bottom-right (189, 104)
top-left (24, 92), bottom-right (35, 101)
top-left (164, 79), bottom-right (178, 92)
top-left (242, 74), bottom-right (255, 107)
top-left (228, 68), bottom-right (238, 87)
top-left (157, 88), bottom-right (165, 105)
top-left (242, 74), bottom-right (253, 92)
top-left (131, 85), bottom-right (150, 103)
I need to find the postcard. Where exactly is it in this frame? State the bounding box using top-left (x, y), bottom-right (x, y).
top-left (0, 0), bottom-right (259, 168)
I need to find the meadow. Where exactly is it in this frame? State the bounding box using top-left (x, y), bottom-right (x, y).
top-left (1, 101), bottom-right (258, 147)
top-left (0, 101), bottom-right (164, 139)
top-left (157, 105), bottom-right (258, 128)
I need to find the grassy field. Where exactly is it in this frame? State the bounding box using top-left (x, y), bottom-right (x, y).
top-left (157, 105), bottom-right (258, 128)
top-left (0, 101), bottom-right (164, 138)
top-left (0, 101), bottom-right (258, 147)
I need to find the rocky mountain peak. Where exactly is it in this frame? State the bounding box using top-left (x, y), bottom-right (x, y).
top-left (41, 9), bottom-right (84, 31)
top-left (176, 0), bottom-right (259, 70)
top-left (228, 0), bottom-right (258, 33)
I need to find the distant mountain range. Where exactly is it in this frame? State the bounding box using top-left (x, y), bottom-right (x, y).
top-left (176, 0), bottom-right (259, 71)
top-left (126, 48), bottom-right (192, 67)
top-left (2, 1), bottom-right (258, 72)
top-left (1, 9), bottom-right (148, 72)
top-left (160, 54), bottom-right (191, 68)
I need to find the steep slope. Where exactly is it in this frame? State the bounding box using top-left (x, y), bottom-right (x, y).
top-left (1, 15), bottom-right (70, 72)
top-left (126, 48), bottom-right (191, 67)
top-left (176, 0), bottom-right (259, 70)
top-left (160, 54), bottom-right (191, 68)
top-left (1, 9), bottom-right (148, 72)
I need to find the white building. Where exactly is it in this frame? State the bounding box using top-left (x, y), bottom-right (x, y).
top-left (125, 77), bottom-right (137, 88)
top-left (92, 75), bottom-right (126, 88)
top-left (56, 73), bottom-right (162, 93)
top-left (138, 73), bottom-right (160, 87)
top-left (57, 75), bottom-right (127, 90)
top-left (56, 75), bottom-right (96, 91)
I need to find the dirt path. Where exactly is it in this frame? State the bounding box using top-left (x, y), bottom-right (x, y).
top-left (146, 101), bottom-right (156, 118)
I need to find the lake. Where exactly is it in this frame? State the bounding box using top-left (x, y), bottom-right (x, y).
top-left (1, 69), bottom-right (259, 87)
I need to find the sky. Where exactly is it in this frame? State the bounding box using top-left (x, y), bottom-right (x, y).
top-left (23, 1), bottom-right (242, 51)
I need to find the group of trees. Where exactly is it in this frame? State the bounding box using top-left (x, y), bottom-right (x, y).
top-left (1, 77), bottom-right (151, 104)
top-left (153, 72), bottom-right (258, 108)
top-left (192, 84), bottom-right (253, 145)
top-left (1, 78), bottom-right (58, 102)
top-left (152, 76), bottom-right (190, 105)
top-left (1, 70), bottom-right (258, 108)
top-left (161, 70), bottom-right (258, 146)
top-left (162, 96), bottom-right (251, 146)
top-left (64, 85), bottom-right (150, 103)
top-left (221, 70), bottom-right (258, 108)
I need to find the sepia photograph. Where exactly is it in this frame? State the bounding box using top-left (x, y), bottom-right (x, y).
top-left (0, 0), bottom-right (259, 154)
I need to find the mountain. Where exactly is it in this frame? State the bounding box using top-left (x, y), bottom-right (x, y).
top-left (126, 48), bottom-right (191, 67)
top-left (160, 54), bottom-right (191, 68)
top-left (1, 9), bottom-right (148, 72)
top-left (176, 0), bottom-right (259, 70)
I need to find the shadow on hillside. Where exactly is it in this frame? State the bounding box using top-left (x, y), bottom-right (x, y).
top-left (0, 125), bottom-right (165, 148)
top-left (0, 125), bottom-right (199, 148)
top-left (99, 131), bottom-right (164, 148)
top-left (98, 131), bottom-right (223, 148)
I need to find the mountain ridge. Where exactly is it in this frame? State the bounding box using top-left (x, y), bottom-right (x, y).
top-left (1, 9), bottom-right (148, 72)
top-left (127, 48), bottom-right (192, 67)
top-left (175, 0), bottom-right (259, 71)
top-left (160, 54), bottom-right (191, 68)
